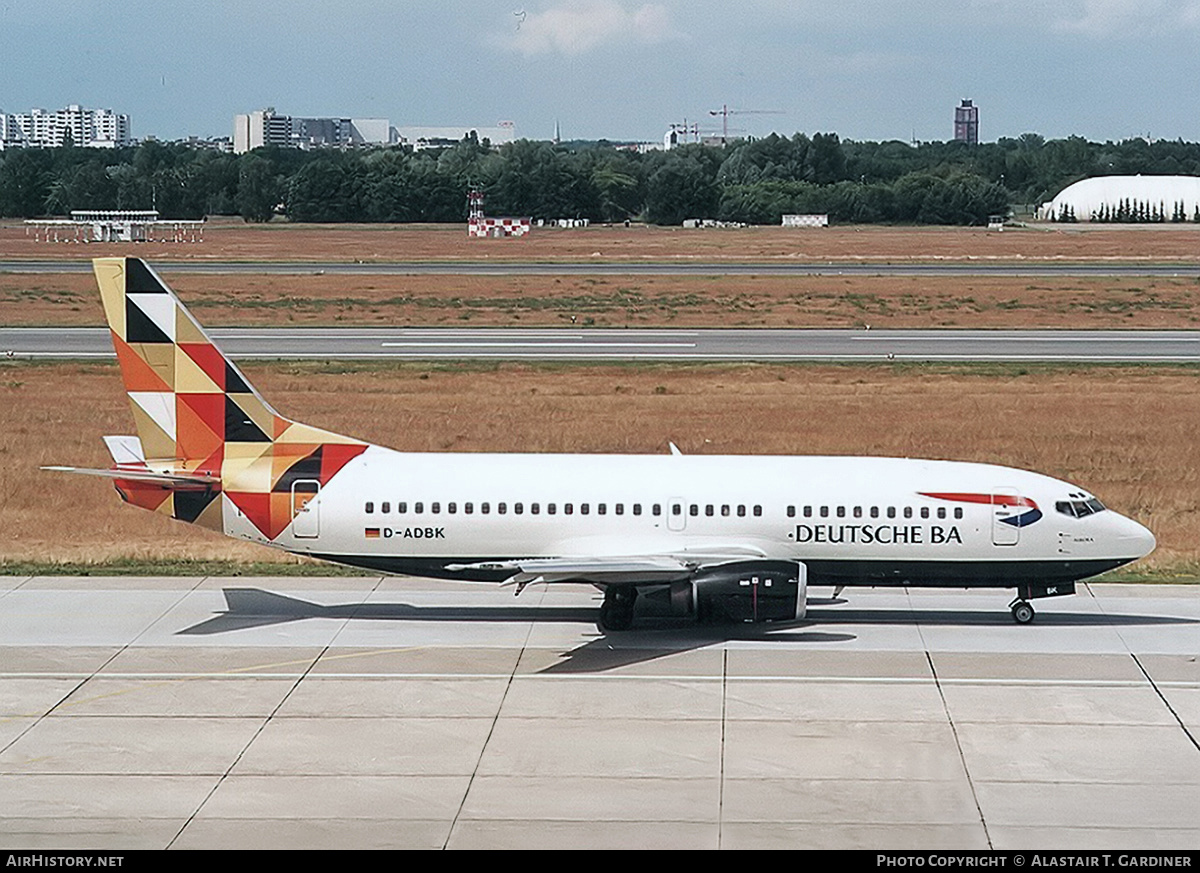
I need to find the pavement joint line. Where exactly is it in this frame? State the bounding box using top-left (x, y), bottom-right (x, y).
top-left (912, 589), bottom-right (993, 850)
top-left (164, 576), bottom-right (386, 849)
top-left (718, 648), bottom-right (728, 850)
top-left (444, 586), bottom-right (545, 850)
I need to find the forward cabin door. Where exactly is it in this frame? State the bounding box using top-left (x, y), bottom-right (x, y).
top-left (291, 480), bottom-right (321, 538)
top-left (991, 488), bottom-right (1020, 546)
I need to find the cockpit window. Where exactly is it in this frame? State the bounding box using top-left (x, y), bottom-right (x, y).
top-left (1056, 498), bottom-right (1106, 518)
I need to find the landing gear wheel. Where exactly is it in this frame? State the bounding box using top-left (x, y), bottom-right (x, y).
top-left (598, 587), bottom-right (637, 632)
top-left (1011, 600), bottom-right (1035, 625)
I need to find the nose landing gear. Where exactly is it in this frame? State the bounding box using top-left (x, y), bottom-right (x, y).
top-left (1009, 599), bottom-right (1035, 624)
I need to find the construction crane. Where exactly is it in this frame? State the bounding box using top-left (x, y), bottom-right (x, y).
top-left (708, 105), bottom-right (785, 144)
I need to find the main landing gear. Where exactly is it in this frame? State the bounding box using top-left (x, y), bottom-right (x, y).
top-left (598, 586), bottom-right (637, 632)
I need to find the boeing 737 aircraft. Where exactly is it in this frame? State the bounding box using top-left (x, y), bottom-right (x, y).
top-left (48, 258), bottom-right (1156, 629)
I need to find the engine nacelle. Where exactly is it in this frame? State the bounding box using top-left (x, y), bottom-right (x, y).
top-left (673, 560), bottom-right (808, 623)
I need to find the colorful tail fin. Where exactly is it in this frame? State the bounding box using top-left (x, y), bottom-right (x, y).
top-left (91, 257), bottom-right (367, 539)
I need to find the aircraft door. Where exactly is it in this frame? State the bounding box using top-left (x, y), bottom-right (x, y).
top-left (991, 487), bottom-right (1020, 546)
top-left (667, 497), bottom-right (687, 531)
top-left (291, 480), bottom-right (320, 538)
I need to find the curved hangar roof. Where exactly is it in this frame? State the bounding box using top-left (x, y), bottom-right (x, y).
top-left (1040, 175), bottom-right (1200, 220)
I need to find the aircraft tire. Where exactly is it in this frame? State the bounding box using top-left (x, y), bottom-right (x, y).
top-left (1011, 601), bottom-right (1035, 625)
top-left (598, 587), bottom-right (637, 632)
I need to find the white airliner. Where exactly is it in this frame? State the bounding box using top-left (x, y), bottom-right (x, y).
top-left (48, 258), bottom-right (1156, 629)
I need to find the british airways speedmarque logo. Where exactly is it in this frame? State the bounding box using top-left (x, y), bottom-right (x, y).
top-left (919, 492), bottom-right (1043, 527)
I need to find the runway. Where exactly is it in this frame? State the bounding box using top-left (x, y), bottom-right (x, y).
top-left (4, 259), bottom-right (1200, 277)
top-left (7, 326), bottom-right (1200, 362)
top-left (1, 575), bottom-right (1197, 849)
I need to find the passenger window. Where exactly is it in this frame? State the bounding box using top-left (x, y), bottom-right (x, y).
top-left (653, 504), bottom-right (662, 516)
top-left (381, 502), bottom-right (390, 514)
top-left (415, 502), bottom-right (424, 513)
top-left (365, 502), bottom-right (374, 514)
top-left (920, 507), bottom-right (929, 519)
top-left (448, 502), bottom-right (457, 514)
top-left (802, 506), bottom-right (811, 518)
top-left (689, 504), bottom-right (698, 516)
top-left (887, 507), bottom-right (895, 519)
top-left (615, 504), bottom-right (624, 515)
top-left (514, 502), bottom-right (524, 515)
top-left (903, 507), bottom-right (912, 519)
top-left (564, 503), bottom-right (573, 515)
top-left (937, 507), bottom-right (946, 519)
top-left (836, 506), bottom-right (846, 518)
top-left (633, 504), bottom-right (642, 516)
top-left (853, 506), bottom-right (862, 518)
top-left (432, 502), bottom-right (441, 514)
top-left (465, 503), bottom-right (474, 514)
top-left (598, 504), bottom-right (607, 515)
top-left (705, 505), bottom-right (714, 517)
top-left (753, 505), bottom-right (762, 517)
top-left (548, 504), bottom-right (557, 515)
top-left (398, 502), bottom-right (407, 514)
top-left (820, 506), bottom-right (829, 518)
top-left (582, 503), bottom-right (590, 515)
top-left (722, 505), bottom-right (730, 517)
top-left (498, 502), bottom-right (507, 515)
top-left (870, 506), bottom-right (879, 519)
top-left (954, 507), bottom-right (962, 519)
top-left (786, 506), bottom-right (795, 518)
top-left (481, 503), bottom-right (490, 514)
top-left (531, 503), bottom-right (540, 515)
top-left (738, 505), bottom-right (747, 517)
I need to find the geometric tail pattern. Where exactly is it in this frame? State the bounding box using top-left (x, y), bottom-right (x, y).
top-left (94, 257), bottom-right (367, 539)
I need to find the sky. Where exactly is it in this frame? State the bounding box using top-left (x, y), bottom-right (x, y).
top-left (3, 0), bottom-right (1199, 144)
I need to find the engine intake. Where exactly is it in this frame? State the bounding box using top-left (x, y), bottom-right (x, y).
top-left (676, 560), bottom-right (808, 623)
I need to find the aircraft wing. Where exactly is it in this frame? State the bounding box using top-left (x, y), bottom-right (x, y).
top-left (447, 544), bottom-right (770, 585)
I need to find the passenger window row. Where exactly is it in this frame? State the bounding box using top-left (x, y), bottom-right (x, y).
top-left (364, 501), bottom-right (767, 517)
top-left (786, 504), bottom-right (964, 520)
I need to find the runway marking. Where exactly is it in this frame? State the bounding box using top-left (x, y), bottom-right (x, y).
top-left (379, 341), bottom-right (697, 348)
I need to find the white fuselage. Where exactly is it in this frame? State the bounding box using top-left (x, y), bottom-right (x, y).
top-left (229, 449), bottom-right (1155, 589)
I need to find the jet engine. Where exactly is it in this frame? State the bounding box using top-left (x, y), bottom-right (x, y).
top-left (664, 560), bottom-right (808, 623)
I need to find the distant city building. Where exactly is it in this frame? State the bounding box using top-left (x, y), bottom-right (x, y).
top-left (394, 124), bottom-right (517, 151)
top-left (233, 108), bottom-right (395, 153)
top-left (0, 104), bottom-right (130, 150)
top-left (954, 99), bottom-right (979, 145)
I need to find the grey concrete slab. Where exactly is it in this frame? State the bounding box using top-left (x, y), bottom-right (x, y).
top-left (1162, 687), bottom-right (1200, 735)
top-left (1088, 583), bottom-right (1200, 598)
top-left (0, 717), bottom-right (37, 750)
top-left (959, 723), bottom-right (1200, 783)
top-left (726, 648), bottom-right (933, 679)
top-left (196, 774), bottom-right (470, 821)
top-left (975, 781), bottom-right (1200, 830)
top-left (477, 717), bottom-right (722, 778)
top-left (931, 652), bottom-right (1145, 682)
top-left (171, 818), bottom-right (451, 850)
top-left (1137, 653), bottom-right (1200, 683)
top-left (231, 716), bottom-right (494, 776)
top-left (499, 676), bottom-right (723, 720)
top-left (720, 822), bottom-right (989, 850)
top-left (448, 819), bottom-right (719, 850)
top-left (516, 644), bottom-right (724, 676)
top-left (136, 588), bottom-right (354, 647)
top-left (990, 826), bottom-right (1200, 850)
top-left (309, 645), bottom-right (521, 676)
top-left (55, 677), bottom-right (296, 717)
top-left (723, 719), bottom-right (966, 781)
top-left (721, 777), bottom-right (980, 825)
top-left (0, 817), bottom-right (183, 850)
top-left (942, 683), bottom-right (1177, 726)
top-left (0, 677), bottom-right (83, 716)
top-left (276, 676), bottom-right (509, 718)
top-left (0, 646), bottom-right (120, 675)
top-left (0, 576), bottom-right (31, 593)
top-left (0, 715), bottom-right (264, 775)
top-left (0, 774), bottom-right (216, 819)
top-left (195, 575), bottom-right (383, 592)
top-left (101, 646), bottom-right (322, 676)
top-left (457, 775), bottom-right (719, 822)
top-left (723, 679), bottom-right (947, 722)
top-left (19, 576), bottom-right (198, 590)
top-left (0, 590), bottom-right (186, 646)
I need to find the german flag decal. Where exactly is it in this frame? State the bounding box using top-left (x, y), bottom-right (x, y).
top-left (365, 528), bottom-right (381, 539)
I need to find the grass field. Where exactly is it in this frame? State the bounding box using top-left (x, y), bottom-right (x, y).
top-left (1, 359), bottom-right (1194, 579)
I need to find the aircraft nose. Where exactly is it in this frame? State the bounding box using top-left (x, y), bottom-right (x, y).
top-left (1118, 515), bottom-right (1156, 558)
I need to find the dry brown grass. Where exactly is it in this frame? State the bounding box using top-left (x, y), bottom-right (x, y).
top-left (6, 220), bottom-right (1200, 264)
top-left (1, 360), bottom-right (1195, 570)
top-left (6, 271), bottom-right (1200, 330)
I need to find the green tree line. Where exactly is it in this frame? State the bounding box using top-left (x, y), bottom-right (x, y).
top-left (4, 131), bottom-right (1200, 226)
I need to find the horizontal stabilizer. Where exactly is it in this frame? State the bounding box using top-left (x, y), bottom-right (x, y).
top-left (41, 465), bottom-right (219, 490)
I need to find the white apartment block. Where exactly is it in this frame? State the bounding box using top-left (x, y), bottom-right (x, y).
top-left (0, 105), bottom-right (130, 149)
